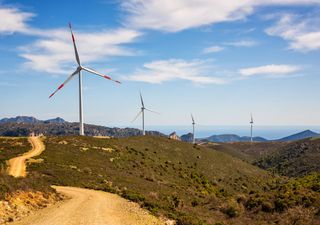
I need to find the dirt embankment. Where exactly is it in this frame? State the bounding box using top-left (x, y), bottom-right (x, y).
top-left (10, 186), bottom-right (167, 225)
top-left (0, 191), bottom-right (61, 224)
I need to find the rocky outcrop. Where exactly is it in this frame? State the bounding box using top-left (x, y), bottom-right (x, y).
top-left (169, 132), bottom-right (181, 141)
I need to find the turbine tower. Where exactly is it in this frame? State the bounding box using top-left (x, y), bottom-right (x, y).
top-left (132, 93), bottom-right (158, 136)
top-left (191, 114), bottom-right (195, 144)
top-left (250, 113), bottom-right (254, 143)
top-left (49, 23), bottom-right (120, 136)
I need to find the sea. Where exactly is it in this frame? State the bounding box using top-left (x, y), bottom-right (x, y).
top-left (142, 125), bottom-right (320, 140)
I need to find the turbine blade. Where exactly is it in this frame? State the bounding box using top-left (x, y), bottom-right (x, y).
top-left (191, 114), bottom-right (195, 124)
top-left (145, 108), bottom-right (160, 114)
top-left (131, 110), bottom-right (142, 122)
top-left (69, 23), bottom-right (81, 66)
top-left (140, 92), bottom-right (144, 108)
top-left (82, 66), bottom-right (121, 84)
top-left (49, 69), bottom-right (79, 98)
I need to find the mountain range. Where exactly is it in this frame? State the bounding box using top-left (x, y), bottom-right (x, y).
top-left (0, 116), bottom-right (164, 137)
top-left (0, 116), bottom-right (319, 142)
top-left (202, 134), bottom-right (268, 143)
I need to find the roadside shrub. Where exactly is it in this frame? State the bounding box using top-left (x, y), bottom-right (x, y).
top-left (221, 199), bottom-right (243, 218)
top-left (191, 199), bottom-right (199, 207)
top-left (245, 197), bottom-right (263, 210)
top-left (274, 198), bottom-right (289, 212)
top-left (176, 215), bottom-right (203, 225)
top-left (122, 191), bottom-right (145, 202)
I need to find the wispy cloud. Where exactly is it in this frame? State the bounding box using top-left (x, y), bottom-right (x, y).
top-left (239, 64), bottom-right (301, 77)
top-left (0, 5), bottom-right (142, 74)
top-left (0, 6), bottom-right (34, 34)
top-left (20, 28), bottom-right (142, 74)
top-left (126, 59), bottom-right (226, 84)
top-left (265, 13), bottom-right (320, 52)
top-left (122, 0), bottom-right (320, 32)
top-left (0, 82), bottom-right (17, 87)
top-left (224, 40), bottom-right (258, 47)
top-left (203, 45), bottom-right (224, 54)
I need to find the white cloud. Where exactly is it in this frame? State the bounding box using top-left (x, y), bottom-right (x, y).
top-left (265, 13), bottom-right (320, 52)
top-left (126, 59), bottom-right (226, 84)
top-left (0, 6), bottom-right (34, 34)
top-left (239, 64), bottom-right (301, 77)
top-left (20, 28), bottom-right (142, 73)
top-left (203, 45), bottom-right (224, 53)
top-left (224, 40), bottom-right (258, 47)
top-left (0, 5), bottom-right (141, 74)
top-left (122, 0), bottom-right (320, 32)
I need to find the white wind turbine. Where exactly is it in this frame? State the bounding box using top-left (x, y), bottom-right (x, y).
top-left (250, 113), bottom-right (254, 143)
top-left (191, 114), bottom-right (196, 144)
top-left (132, 93), bottom-right (158, 136)
top-left (49, 23), bottom-right (120, 136)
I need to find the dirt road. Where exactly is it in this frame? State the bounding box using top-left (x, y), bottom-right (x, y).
top-left (7, 136), bottom-right (45, 177)
top-left (11, 186), bottom-right (165, 225)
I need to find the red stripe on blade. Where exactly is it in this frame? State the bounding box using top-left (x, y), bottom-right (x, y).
top-left (58, 84), bottom-right (64, 90)
top-left (72, 34), bottom-right (75, 42)
top-left (104, 75), bottom-right (111, 80)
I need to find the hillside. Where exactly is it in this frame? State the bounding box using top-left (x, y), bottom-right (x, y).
top-left (8, 135), bottom-right (314, 224)
top-left (0, 116), bottom-right (164, 137)
top-left (254, 138), bottom-right (320, 177)
top-left (204, 142), bottom-right (287, 163)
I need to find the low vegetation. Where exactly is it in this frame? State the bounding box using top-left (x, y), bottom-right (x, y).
top-left (25, 136), bottom-right (319, 224)
top-left (1, 135), bottom-right (319, 224)
top-left (254, 138), bottom-right (320, 177)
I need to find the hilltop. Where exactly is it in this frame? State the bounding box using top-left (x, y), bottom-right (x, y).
top-left (276, 130), bottom-right (320, 142)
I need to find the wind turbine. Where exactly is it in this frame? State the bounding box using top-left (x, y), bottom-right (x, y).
top-left (132, 93), bottom-right (158, 135)
top-left (49, 23), bottom-right (120, 136)
top-left (191, 114), bottom-right (195, 144)
top-left (250, 113), bottom-right (254, 143)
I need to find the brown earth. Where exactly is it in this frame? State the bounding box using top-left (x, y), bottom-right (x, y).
top-left (10, 186), bottom-right (167, 225)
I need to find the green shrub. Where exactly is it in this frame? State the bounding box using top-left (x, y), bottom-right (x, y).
top-left (122, 191), bottom-right (145, 202)
top-left (274, 198), bottom-right (288, 212)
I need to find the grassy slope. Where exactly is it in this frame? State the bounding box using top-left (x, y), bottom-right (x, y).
top-left (254, 138), bottom-right (320, 177)
top-left (205, 142), bottom-right (288, 163)
top-left (26, 136), bottom-right (319, 224)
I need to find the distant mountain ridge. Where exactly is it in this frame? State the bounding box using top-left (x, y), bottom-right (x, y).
top-left (0, 116), bottom-right (164, 137)
top-left (203, 134), bottom-right (267, 143)
top-left (181, 130), bottom-right (319, 143)
top-left (0, 116), bottom-right (66, 124)
top-left (276, 130), bottom-right (319, 142)
top-left (1, 116), bottom-right (319, 142)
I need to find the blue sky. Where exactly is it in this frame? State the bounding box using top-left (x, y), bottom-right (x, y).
top-left (0, 0), bottom-right (320, 129)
